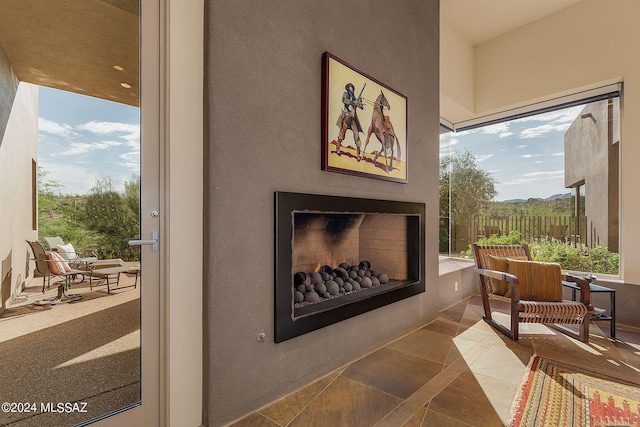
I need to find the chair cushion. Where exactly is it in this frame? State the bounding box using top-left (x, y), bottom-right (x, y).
top-left (57, 243), bottom-right (78, 260)
top-left (506, 258), bottom-right (563, 302)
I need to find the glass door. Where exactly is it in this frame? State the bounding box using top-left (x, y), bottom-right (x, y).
top-left (0, 0), bottom-right (160, 425)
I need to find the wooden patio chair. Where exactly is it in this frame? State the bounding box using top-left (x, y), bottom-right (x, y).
top-left (472, 244), bottom-right (593, 342)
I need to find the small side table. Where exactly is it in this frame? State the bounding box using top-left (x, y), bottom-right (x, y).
top-left (563, 281), bottom-right (616, 338)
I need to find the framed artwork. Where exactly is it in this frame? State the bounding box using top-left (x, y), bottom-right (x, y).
top-left (322, 51), bottom-right (408, 183)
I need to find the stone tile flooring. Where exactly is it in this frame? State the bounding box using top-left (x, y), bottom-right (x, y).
top-left (230, 295), bottom-right (640, 426)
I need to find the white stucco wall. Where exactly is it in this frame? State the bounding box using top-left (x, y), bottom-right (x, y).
top-left (0, 79), bottom-right (39, 311)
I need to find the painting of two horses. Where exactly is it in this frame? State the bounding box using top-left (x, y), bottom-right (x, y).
top-left (322, 52), bottom-right (408, 183)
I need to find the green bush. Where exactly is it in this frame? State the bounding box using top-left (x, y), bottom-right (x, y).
top-left (528, 238), bottom-right (619, 275)
top-left (460, 231), bottom-right (522, 257)
top-left (461, 232), bottom-right (619, 275)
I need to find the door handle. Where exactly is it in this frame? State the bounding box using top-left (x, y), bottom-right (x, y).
top-left (127, 230), bottom-right (159, 251)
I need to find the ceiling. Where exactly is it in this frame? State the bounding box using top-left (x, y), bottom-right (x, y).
top-left (441, 0), bottom-right (582, 45)
top-left (0, 0), bottom-right (140, 107)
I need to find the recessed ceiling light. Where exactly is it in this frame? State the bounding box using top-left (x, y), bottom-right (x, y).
top-left (120, 82), bottom-right (132, 89)
top-left (113, 65), bottom-right (125, 71)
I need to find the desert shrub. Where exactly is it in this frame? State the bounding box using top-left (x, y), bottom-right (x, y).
top-left (528, 238), bottom-right (619, 275)
top-left (460, 231), bottom-right (522, 257)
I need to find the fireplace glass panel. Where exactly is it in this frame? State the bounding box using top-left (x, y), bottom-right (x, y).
top-left (275, 192), bottom-right (425, 342)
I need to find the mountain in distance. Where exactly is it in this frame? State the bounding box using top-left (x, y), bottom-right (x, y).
top-left (500, 192), bottom-right (571, 204)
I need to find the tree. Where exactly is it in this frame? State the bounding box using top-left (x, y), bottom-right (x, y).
top-left (440, 149), bottom-right (498, 252)
top-left (440, 149), bottom-right (497, 221)
top-left (83, 175), bottom-right (140, 260)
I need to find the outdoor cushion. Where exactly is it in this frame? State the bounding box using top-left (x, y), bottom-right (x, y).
top-left (486, 255), bottom-right (509, 296)
top-left (47, 252), bottom-right (70, 275)
top-left (507, 258), bottom-right (563, 302)
top-left (57, 243), bottom-right (77, 260)
top-left (486, 254), bottom-right (528, 297)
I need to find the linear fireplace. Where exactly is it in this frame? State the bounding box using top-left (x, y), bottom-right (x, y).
top-left (275, 192), bottom-right (425, 342)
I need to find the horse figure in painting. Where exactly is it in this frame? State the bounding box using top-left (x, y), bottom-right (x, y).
top-left (361, 91), bottom-right (401, 173)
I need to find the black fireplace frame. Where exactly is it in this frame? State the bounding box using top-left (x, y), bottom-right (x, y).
top-left (274, 191), bottom-right (425, 342)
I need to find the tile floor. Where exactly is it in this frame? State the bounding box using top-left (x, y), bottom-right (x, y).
top-left (230, 295), bottom-right (640, 427)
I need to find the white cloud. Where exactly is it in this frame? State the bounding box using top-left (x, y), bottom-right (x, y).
top-left (59, 141), bottom-right (123, 156)
top-left (501, 173), bottom-right (563, 186)
top-left (522, 170), bottom-right (564, 177)
top-left (516, 145), bottom-right (527, 149)
top-left (481, 123), bottom-right (511, 138)
top-left (38, 118), bottom-right (78, 137)
top-left (38, 160), bottom-right (99, 195)
top-left (119, 151), bottom-right (141, 172)
top-left (520, 153), bottom-right (543, 158)
top-left (520, 122), bottom-right (572, 138)
top-left (77, 120), bottom-right (140, 135)
top-left (475, 153), bottom-right (493, 162)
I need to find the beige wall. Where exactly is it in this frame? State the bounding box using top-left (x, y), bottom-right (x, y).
top-left (441, 0), bottom-right (640, 284)
top-left (0, 78), bottom-right (38, 312)
top-left (204, 1), bottom-right (442, 424)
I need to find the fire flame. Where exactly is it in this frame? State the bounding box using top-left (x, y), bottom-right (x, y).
top-left (313, 253), bottom-right (339, 272)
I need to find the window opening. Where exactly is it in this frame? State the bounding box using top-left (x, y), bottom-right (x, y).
top-left (440, 94), bottom-right (620, 276)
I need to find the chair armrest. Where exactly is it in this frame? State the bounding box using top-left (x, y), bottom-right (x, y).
top-left (563, 273), bottom-right (591, 306)
top-left (474, 268), bottom-right (521, 301)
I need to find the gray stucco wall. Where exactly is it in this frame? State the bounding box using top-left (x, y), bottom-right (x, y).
top-left (204, 1), bottom-right (440, 424)
top-left (564, 100), bottom-right (616, 249)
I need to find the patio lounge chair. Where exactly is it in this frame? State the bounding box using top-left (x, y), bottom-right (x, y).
top-left (26, 240), bottom-right (87, 300)
top-left (44, 236), bottom-right (98, 266)
top-left (473, 244), bottom-right (593, 342)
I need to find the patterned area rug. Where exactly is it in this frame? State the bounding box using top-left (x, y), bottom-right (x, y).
top-left (509, 355), bottom-right (640, 427)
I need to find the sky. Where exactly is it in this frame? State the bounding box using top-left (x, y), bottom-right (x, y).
top-left (38, 86), bottom-right (140, 195)
top-left (440, 105), bottom-right (585, 201)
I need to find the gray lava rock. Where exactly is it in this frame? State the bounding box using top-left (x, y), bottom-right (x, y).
top-left (315, 282), bottom-right (327, 295)
top-left (334, 277), bottom-right (344, 287)
top-left (371, 276), bottom-right (380, 286)
top-left (348, 270), bottom-right (358, 279)
top-left (334, 267), bottom-right (349, 280)
top-left (361, 277), bottom-right (372, 288)
top-left (343, 282), bottom-right (353, 292)
top-left (296, 284), bottom-right (306, 293)
top-left (309, 271), bottom-right (323, 284)
top-left (304, 291), bottom-right (320, 303)
top-left (378, 273), bottom-right (389, 284)
top-left (294, 291), bottom-right (304, 303)
top-left (326, 280), bottom-right (339, 295)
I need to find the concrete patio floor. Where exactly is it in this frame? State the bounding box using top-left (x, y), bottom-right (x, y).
top-left (0, 272), bottom-right (140, 426)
